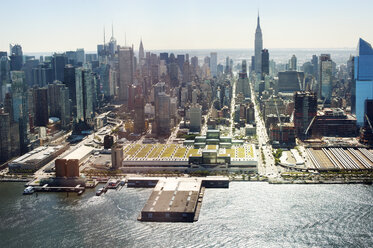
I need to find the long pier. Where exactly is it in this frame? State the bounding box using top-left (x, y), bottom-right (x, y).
top-left (129, 177), bottom-right (229, 222)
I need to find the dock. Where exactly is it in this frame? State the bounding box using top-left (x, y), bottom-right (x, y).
top-left (31, 184), bottom-right (85, 194)
top-left (131, 177), bottom-right (229, 222)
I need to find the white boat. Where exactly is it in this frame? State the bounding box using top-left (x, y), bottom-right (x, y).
top-left (23, 186), bottom-right (34, 195)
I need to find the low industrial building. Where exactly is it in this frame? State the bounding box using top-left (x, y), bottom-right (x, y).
top-left (9, 144), bottom-right (69, 173)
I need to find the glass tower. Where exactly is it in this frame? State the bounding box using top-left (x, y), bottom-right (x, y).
top-left (355, 38), bottom-right (373, 125)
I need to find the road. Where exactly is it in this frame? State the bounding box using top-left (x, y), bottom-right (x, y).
top-left (249, 80), bottom-right (280, 178)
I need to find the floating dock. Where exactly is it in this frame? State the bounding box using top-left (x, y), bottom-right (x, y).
top-left (131, 177), bottom-right (229, 222)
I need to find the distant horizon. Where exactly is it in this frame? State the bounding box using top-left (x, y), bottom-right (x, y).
top-left (1, 0), bottom-right (372, 53)
top-left (20, 47), bottom-right (356, 55)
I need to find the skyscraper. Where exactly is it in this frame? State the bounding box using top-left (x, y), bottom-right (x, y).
top-left (355, 38), bottom-right (373, 125)
top-left (290, 55), bottom-right (297, 71)
top-left (254, 13), bottom-right (263, 75)
top-left (261, 49), bottom-right (269, 77)
top-left (0, 112), bottom-right (11, 162)
top-left (75, 67), bottom-right (95, 122)
top-left (139, 39), bottom-right (145, 65)
top-left (10, 71), bottom-right (29, 153)
top-left (294, 91), bottom-right (317, 139)
top-left (319, 54), bottom-right (333, 103)
top-left (190, 104), bottom-right (202, 132)
top-left (76, 48), bottom-right (85, 65)
top-left (9, 44), bottom-right (23, 71)
top-left (52, 53), bottom-right (67, 82)
top-left (134, 94), bottom-right (145, 134)
top-left (118, 46), bottom-right (134, 103)
top-left (33, 88), bottom-right (48, 127)
top-left (155, 92), bottom-right (171, 136)
top-left (210, 52), bottom-right (217, 77)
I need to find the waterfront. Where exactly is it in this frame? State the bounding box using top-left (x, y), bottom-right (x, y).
top-left (0, 182), bottom-right (372, 248)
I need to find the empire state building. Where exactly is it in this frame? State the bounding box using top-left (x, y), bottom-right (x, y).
top-left (254, 13), bottom-right (263, 76)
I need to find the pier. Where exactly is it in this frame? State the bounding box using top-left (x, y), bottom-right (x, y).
top-left (130, 177), bottom-right (229, 222)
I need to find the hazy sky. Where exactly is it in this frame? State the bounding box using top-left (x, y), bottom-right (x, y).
top-left (1, 0), bottom-right (372, 53)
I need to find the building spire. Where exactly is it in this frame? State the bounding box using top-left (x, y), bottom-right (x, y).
top-left (257, 10), bottom-right (260, 29)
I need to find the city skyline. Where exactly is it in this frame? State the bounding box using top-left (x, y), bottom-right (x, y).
top-left (1, 0), bottom-right (373, 53)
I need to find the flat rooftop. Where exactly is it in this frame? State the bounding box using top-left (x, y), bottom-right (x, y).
top-left (12, 145), bottom-right (64, 164)
top-left (142, 178), bottom-right (201, 213)
top-left (64, 145), bottom-right (94, 161)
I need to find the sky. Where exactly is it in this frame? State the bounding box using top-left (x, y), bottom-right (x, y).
top-left (0, 0), bottom-right (372, 53)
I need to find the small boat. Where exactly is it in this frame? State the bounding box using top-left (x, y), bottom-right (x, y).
top-left (96, 187), bottom-right (104, 196)
top-left (23, 186), bottom-right (34, 195)
top-left (107, 179), bottom-right (120, 189)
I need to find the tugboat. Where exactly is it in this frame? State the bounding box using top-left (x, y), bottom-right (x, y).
top-left (23, 186), bottom-right (34, 195)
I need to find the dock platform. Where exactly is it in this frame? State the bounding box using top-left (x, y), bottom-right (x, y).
top-left (132, 177), bottom-right (229, 222)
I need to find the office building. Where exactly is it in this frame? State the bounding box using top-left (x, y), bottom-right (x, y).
top-left (210, 52), bottom-right (217, 77)
top-left (155, 92), bottom-right (171, 136)
top-left (48, 82), bottom-right (70, 128)
top-left (278, 71), bottom-right (304, 92)
top-left (9, 44), bottom-right (23, 71)
top-left (261, 49), bottom-right (269, 77)
top-left (0, 112), bottom-right (11, 162)
top-left (308, 108), bottom-right (356, 138)
top-left (118, 46), bottom-right (134, 103)
top-left (76, 48), bottom-right (85, 65)
top-left (254, 13), bottom-right (263, 75)
top-left (11, 71), bottom-right (29, 153)
top-left (319, 54), bottom-right (333, 103)
top-left (111, 145), bottom-right (123, 169)
top-left (294, 91), bottom-right (317, 139)
top-left (52, 53), bottom-right (67, 82)
top-left (289, 55), bottom-right (297, 71)
top-left (134, 93), bottom-right (145, 134)
top-left (355, 38), bottom-right (373, 125)
top-left (33, 88), bottom-right (48, 127)
top-left (75, 67), bottom-right (95, 122)
top-left (190, 104), bottom-right (202, 132)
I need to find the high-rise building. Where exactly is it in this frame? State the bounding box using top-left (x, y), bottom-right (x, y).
top-left (355, 38), bottom-right (373, 125)
top-left (160, 53), bottom-right (169, 64)
top-left (254, 13), bottom-right (263, 75)
top-left (347, 56), bottom-right (356, 114)
top-left (210, 52), bottom-right (217, 77)
top-left (278, 71), bottom-right (304, 92)
top-left (155, 92), bottom-right (171, 136)
top-left (52, 53), bottom-right (67, 82)
top-left (63, 65), bottom-right (76, 106)
top-left (33, 88), bottom-right (48, 127)
top-left (10, 71), bottom-right (29, 153)
top-left (9, 44), bottom-right (23, 71)
top-left (289, 55), bottom-right (297, 71)
top-left (261, 49), bottom-right (269, 77)
top-left (139, 39), bottom-right (145, 66)
top-left (76, 48), bottom-right (85, 65)
top-left (311, 55), bottom-right (318, 80)
top-left (294, 91), bottom-right (317, 139)
top-left (190, 104), bottom-right (202, 132)
top-left (0, 55), bottom-right (10, 102)
top-left (118, 46), bottom-right (134, 103)
top-left (75, 68), bottom-right (95, 122)
top-left (177, 55), bottom-right (185, 72)
top-left (48, 82), bottom-right (70, 128)
top-left (0, 112), bottom-right (11, 162)
top-left (319, 54), bottom-right (333, 103)
top-left (134, 94), bottom-right (145, 134)
top-left (111, 145), bottom-right (123, 169)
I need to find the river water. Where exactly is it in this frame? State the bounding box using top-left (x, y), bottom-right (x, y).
top-left (0, 182), bottom-right (372, 248)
